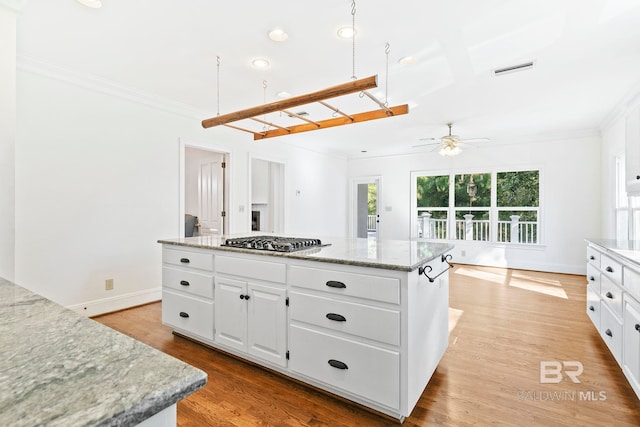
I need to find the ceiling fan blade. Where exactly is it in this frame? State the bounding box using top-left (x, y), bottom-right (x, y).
top-left (459, 138), bottom-right (490, 143)
top-left (418, 137), bottom-right (437, 141)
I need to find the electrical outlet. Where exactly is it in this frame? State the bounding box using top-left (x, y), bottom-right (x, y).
top-left (105, 279), bottom-right (114, 291)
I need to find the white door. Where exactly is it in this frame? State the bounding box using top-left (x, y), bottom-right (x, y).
top-left (198, 154), bottom-right (225, 234)
top-left (247, 283), bottom-right (287, 367)
top-left (214, 277), bottom-right (247, 351)
top-left (350, 177), bottom-right (381, 239)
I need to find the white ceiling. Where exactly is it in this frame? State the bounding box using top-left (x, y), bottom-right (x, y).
top-left (16, 0), bottom-right (640, 157)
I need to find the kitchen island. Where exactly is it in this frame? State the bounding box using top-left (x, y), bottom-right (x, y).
top-left (158, 235), bottom-right (453, 421)
top-left (0, 277), bottom-right (206, 427)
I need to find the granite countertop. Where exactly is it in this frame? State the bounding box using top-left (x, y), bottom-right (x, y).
top-left (158, 234), bottom-right (454, 272)
top-left (586, 238), bottom-right (640, 268)
top-left (0, 278), bottom-right (207, 427)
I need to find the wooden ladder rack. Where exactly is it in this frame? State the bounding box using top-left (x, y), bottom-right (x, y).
top-left (201, 75), bottom-right (409, 140)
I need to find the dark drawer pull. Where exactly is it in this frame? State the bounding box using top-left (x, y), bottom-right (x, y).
top-left (637, 175), bottom-right (640, 180)
top-left (605, 266), bottom-right (613, 273)
top-left (180, 280), bottom-right (190, 286)
top-left (328, 359), bottom-right (348, 370)
top-left (589, 306), bottom-right (595, 312)
top-left (326, 280), bottom-right (346, 289)
top-left (179, 311), bottom-right (189, 318)
top-left (605, 329), bottom-right (612, 337)
top-left (635, 324), bottom-right (640, 332)
top-left (326, 313), bottom-right (347, 322)
top-left (180, 258), bottom-right (190, 264)
top-left (605, 292), bottom-right (613, 299)
top-left (589, 276), bottom-right (595, 282)
top-left (589, 255), bottom-right (595, 260)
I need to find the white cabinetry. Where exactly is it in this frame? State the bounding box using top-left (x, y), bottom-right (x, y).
top-left (160, 243), bottom-right (451, 421)
top-left (161, 247), bottom-right (214, 341)
top-left (586, 242), bottom-right (640, 399)
top-left (623, 298), bottom-right (640, 394)
top-left (215, 255), bottom-right (287, 367)
top-left (626, 104), bottom-right (640, 195)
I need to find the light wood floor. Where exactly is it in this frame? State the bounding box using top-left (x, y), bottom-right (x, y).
top-left (94, 265), bottom-right (640, 426)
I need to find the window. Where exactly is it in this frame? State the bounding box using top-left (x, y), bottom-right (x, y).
top-left (414, 169), bottom-right (540, 244)
top-left (615, 155), bottom-right (640, 240)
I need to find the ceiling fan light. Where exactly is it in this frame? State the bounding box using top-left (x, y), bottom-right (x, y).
top-left (439, 145), bottom-right (461, 156)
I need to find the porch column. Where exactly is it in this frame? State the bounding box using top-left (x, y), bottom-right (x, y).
top-left (420, 212), bottom-right (431, 238)
top-left (464, 214), bottom-right (474, 240)
top-left (510, 215), bottom-right (521, 243)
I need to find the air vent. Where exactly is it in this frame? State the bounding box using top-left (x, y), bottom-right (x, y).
top-left (493, 61), bottom-right (534, 76)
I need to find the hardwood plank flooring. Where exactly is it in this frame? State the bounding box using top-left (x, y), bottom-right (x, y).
top-left (94, 265), bottom-right (640, 426)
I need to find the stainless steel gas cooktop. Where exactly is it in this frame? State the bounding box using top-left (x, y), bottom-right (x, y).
top-left (221, 236), bottom-right (325, 252)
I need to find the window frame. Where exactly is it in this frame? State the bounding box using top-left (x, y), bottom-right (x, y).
top-left (411, 166), bottom-right (543, 245)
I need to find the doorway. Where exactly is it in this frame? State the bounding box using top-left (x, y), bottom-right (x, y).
top-left (183, 145), bottom-right (228, 236)
top-left (251, 158), bottom-right (284, 234)
top-left (350, 176), bottom-right (381, 238)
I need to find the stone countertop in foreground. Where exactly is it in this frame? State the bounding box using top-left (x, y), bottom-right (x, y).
top-left (158, 235), bottom-right (454, 272)
top-left (0, 277), bottom-right (207, 427)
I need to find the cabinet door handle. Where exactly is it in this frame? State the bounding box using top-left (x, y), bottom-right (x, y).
top-left (180, 280), bottom-right (190, 286)
top-left (636, 175), bottom-right (640, 180)
top-left (326, 280), bottom-right (346, 289)
top-left (245, 294), bottom-right (250, 300)
top-left (589, 255), bottom-right (595, 260)
top-left (589, 306), bottom-right (595, 312)
top-left (589, 276), bottom-right (595, 282)
top-left (328, 359), bottom-right (348, 370)
top-left (326, 313), bottom-right (347, 322)
top-left (605, 266), bottom-right (613, 273)
top-left (605, 329), bottom-right (613, 337)
top-left (605, 292), bottom-right (613, 299)
top-left (240, 294), bottom-right (245, 300)
top-left (635, 324), bottom-right (640, 332)
top-left (180, 258), bottom-right (190, 264)
top-left (179, 311), bottom-right (189, 318)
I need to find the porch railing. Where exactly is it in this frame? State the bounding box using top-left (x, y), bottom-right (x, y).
top-left (367, 215), bottom-right (377, 231)
top-left (418, 213), bottom-right (537, 244)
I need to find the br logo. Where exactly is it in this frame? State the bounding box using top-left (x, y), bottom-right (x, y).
top-left (540, 361), bottom-right (583, 384)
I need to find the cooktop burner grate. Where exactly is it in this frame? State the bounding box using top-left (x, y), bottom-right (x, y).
top-left (221, 236), bottom-right (324, 252)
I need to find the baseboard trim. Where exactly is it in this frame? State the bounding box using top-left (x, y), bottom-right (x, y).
top-left (67, 288), bottom-right (162, 317)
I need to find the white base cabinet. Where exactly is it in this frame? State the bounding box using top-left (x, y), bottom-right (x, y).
top-left (585, 241), bottom-right (640, 400)
top-left (161, 244), bottom-right (451, 421)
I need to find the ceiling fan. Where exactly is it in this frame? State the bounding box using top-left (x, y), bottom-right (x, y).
top-left (415, 123), bottom-right (489, 156)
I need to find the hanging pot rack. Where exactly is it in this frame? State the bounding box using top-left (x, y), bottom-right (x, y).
top-left (201, 75), bottom-right (408, 140)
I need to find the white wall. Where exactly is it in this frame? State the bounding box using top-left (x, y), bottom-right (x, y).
top-left (348, 134), bottom-right (602, 274)
top-left (15, 67), bottom-right (347, 315)
top-left (0, 2), bottom-right (20, 281)
top-left (600, 89), bottom-right (640, 238)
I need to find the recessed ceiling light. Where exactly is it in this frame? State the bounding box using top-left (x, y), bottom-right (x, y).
top-left (399, 56), bottom-right (417, 65)
top-left (77, 0), bottom-right (102, 8)
top-left (277, 91), bottom-right (292, 98)
top-left (337, 26), bottom-right (357, 39)
top-left (268, 28), bottom-right (288, 42)
top-left (251, 58), bottom-right (271, 70)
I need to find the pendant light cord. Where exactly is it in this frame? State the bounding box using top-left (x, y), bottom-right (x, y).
top-left (216, 56), bottom-right (221, 116)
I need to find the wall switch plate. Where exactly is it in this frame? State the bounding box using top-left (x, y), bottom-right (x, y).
top-left (105, 279), bottom-right (114, 291)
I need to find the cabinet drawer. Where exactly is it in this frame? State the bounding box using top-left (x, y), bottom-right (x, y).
top-left (586, 285), bottom-right (600, 331)
top-left (162, 290), bottom-right (214, 341)
top-left (163, 267), bottom-right (214, 299)
top-left (586, 264), bottom-right (600, 293)
top-left (587, 246), bottom-right (601, 268)
top-left (600, 303), bottom-right (622, 364)
top-left (288, 265), bottom-right (400, 304)
top-left (289, 325), bottom-right (400, 409)
top-left (600, 275), bottom-right (623, 319)
top-left (624, 266), bottom-right (640, 300)
top-left (600, 254), bottom-right (622, 285)
top-left (163, 247), bottom-right (213, 271)
top-left (216, 255), bottom-right (285, 283)
top-left (289, 292), bottom-right (400, 346)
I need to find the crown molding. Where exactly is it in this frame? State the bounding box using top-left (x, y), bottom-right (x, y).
top-left (600, 81), bottom-right (640, 131)
top-left (0, 0), bottom-right (24, 13)
top-left (17, 54), bottom-right (211, 121)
